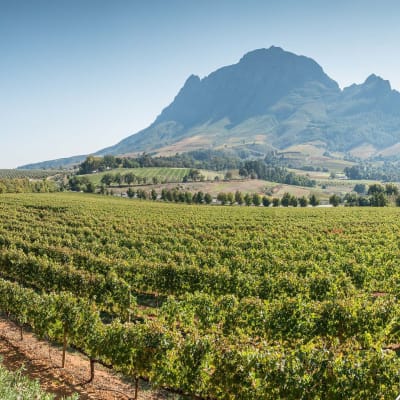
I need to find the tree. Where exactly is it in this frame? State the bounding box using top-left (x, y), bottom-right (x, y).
top-left (298, 196), bottom-right (308, 207)
top-left (127, 188), bottom-right (135, 198)
top-left (353, 183), bottom-right (366, 194)
top-left (262, 196), bottom-right (271, 207)
top-left (140, 189), bottom-right (149, 199)
top-left (185, 169), bottom-right (202, 182)
top-left (358, 196), bottom-right (370, 206)
top-left (224, 171), bottom-right (233, 181)
top-left (101, 173), bottom-right (114, 186)
top-left (396, 195), bottom-right (400, 207)
top-left (309, 194), bottom-right (320, 207)
top-left (344, 193), bottom-right (358, 207)
top-left (226, 192), bottom-right (234, 205)
top-left (125, 172), bottom-right (136, 186)
top-left (344, 166), bottom-right (362, 180)
top-left (370, 192), bottom-right (388, 207)
top-left (235, 191), bottom-right (244, 205)
top-left (178, 191), bottom-right (185, 203)
top-left (252, 193), bottom-right (261, 206)
top-left (184, 192), bottom-right (193, 204)
top-left (329, 194), bottom-right (341, 207)
top-left (194, 191), bottom-right (204, 204)
top-left (272, 198), bottom-right (280, 207)
top-left (78, 155), bottom-right (103, 174)
top-left (289, 196), bottom-right (298, 207)
top-left (367, 184), bottom-right (385, 195)
top-left (204, 193), bottom-right (212, 204)
top-left (166, 189), bottom-right (173, 202)
top-left (217, 192), bottom-right (228, 205)
top-left (385, 183), bottom-right (399, 196)
top-left (151, 189), bottom-right (158, 201)
top-left (114, 173), bottom-right (123, 186)
top-left (281, 192), bottom-right (291, 207)
top-left (85, 182), bottom-right (96, 193)
top-left (244, 193), bottom-right (252, 206)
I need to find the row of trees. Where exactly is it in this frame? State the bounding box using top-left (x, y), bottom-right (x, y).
top-left (0, 178), bottom-right (58, 194)
top-left (329, 192), bottom-right (394, 207)
top-left (78, 151), bottom-right (243, 175)
top-left (239, 160), bottom-right (316, 187)
top-left (123, 188), bottom-right (322, 208)
top-left (100, 172), bottom-right (161, 186)
top-left (327, 183), bottom-right (400, 207)
top-left (77, 154), bottom-right (317, 187)
top-left (344, 162), bottom-right (400, 182)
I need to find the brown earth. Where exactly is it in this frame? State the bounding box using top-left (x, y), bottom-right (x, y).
top-left (0, 317), bottom-right (173, 400)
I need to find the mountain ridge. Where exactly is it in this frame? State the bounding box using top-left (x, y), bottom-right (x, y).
top-left (19, 46), bottom-right (400, 169)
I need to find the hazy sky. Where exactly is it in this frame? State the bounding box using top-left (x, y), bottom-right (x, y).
top-left (1, 0), bottom-right (400, 168)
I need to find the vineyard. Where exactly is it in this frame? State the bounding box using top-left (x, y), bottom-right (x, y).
top-left (0, 170), bottom-right (61, 179)
top-left (83, 167), bottom-right (224, 186)
top-left (1, 192), bottom-right (400, 399)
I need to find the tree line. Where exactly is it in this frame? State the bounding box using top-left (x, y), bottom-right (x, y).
top-left (239, 160), bottom-right (316, 187)
top-left (76, 154), bottom-right (317, 187)
top-left (329, 183), bottom-right (400, 207)
top-left (0, 178), bottom-right (58, 194)
top-left (77, 150), bottom-right (242, 175)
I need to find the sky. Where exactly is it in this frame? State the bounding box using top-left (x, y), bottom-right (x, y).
top-left (1, 0), bottom-right (400, 168)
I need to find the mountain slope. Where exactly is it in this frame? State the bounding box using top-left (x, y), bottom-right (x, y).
top-left (20, 47), bottom-right (400, 169)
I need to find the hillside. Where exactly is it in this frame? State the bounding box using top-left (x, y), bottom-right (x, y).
top-left (20, 46), bottom-right (400, 169)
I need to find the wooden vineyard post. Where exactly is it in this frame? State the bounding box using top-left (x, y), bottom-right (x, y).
top-left (89, 359), bottom-right (95, 382)
top-left (134, 377), bottom-right (139, 400)
top-left (62, 327), bottom-right (67, 368)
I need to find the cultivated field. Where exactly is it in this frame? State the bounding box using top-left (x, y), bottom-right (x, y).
top-left (82, 167), bottom-right (224, 185)
top-left (1, 193), bottom-right (400, 399)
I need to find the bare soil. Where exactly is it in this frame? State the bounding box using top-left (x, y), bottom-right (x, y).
top-left (0, 317), bottom-right (173, 400)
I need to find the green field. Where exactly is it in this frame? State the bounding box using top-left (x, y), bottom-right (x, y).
top-left (1, 193), bottom-right (400, 398)
top-left (82, 167), bottom-right (224, 185)
top-left (0, 169), bottom-right (61, 179)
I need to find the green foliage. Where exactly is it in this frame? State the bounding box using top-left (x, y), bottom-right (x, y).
top-left (309, 194), bottom-right (320, 207)
top-left (281, 192), bottom-right (291, 207)
top-left (298, 196), bottom-right (308, 207)
top-left (217, 192), bottom-right (228, 205)
top-left (240, 160), bottom-right (316, 187)
top-left (262, 195), bottom-right (271, 207)
top-left (3, 194), bottom-right (400, 398)
top-left (353, 183), bottom-right (367, 194)
top-left (367, 183), bottom-right (385, 195)
top-left (0, 179), bottom-right (58, 194)
top-left (329, 194), bottom-right (341, 207)
top-left (0, 170), bottom-right (61, 179)
top-left (235, 190), bottom-right (244, 205)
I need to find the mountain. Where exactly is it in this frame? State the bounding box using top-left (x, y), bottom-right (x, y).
top-left (20, 46), bottom-right (400, 169)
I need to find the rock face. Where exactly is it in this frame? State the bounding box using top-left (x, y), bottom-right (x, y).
top-left (102, 46), bottom-right (400, 157)
top-left (156, 47), bottom-right (339, 126)
top-left (20, 46), bottom-right (400, 169)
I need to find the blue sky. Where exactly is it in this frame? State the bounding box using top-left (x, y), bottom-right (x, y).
top-left (1, 0), bottom-right (400, 168)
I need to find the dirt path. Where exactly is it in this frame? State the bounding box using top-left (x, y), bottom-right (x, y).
top-left (0, 317), bottom-right (172, 400)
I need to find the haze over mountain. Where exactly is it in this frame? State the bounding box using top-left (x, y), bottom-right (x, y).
top-left (21, 46), bottom-right (400, 169)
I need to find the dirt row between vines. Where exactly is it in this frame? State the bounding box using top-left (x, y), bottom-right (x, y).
top-left (0, 317), bottom-right (173, 400)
